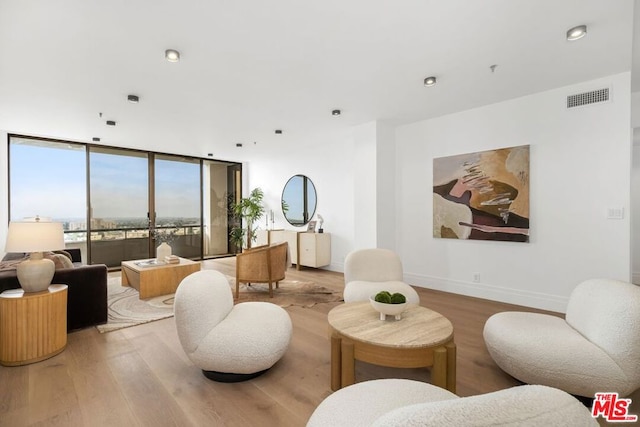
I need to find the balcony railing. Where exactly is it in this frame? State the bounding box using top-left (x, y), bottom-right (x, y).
top-left (64, 225), bottom-right (202, 268)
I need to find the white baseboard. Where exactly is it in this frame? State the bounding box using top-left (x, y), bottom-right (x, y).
top-left (404, 272), bottom-right (568, 313)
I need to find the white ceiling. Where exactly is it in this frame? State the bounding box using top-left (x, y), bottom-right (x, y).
top-left (0, 0), bottom-right (636, 161)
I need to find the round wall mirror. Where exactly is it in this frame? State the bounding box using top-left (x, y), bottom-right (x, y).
top-left (281, 175), bottom-right (317, 226)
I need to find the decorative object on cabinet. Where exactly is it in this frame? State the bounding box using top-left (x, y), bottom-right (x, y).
top-left (4, 216), bottom-right (65, 293)
top-left (230, 187), bottom-right (265, 250)
top-left (317, 214), bottom-right (324, 233)
top-left (281, 174), bottom-right (317, 226)
top-left (433, 145), bottom-right (529, 242)
top-left (307, 220), bottom-right (317, 232)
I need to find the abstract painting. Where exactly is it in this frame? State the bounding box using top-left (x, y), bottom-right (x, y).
top-left (433, 145), bottom-right (529, 242)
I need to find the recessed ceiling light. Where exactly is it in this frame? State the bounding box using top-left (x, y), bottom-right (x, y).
top-left (106, 120), bottom-right (116, 126)
top-left (207, 153), bottom-right (213, 157)
top-left (236, 143), bottom-right (243, 147)
top-left (332, 109), bottom-right (341, 116)
top-left (424, 76), bottom-right (437, 87)
top-left (127, 94), bottom-right (139, 103)
top-left (92, 137), bottom-right (101, 142)
top-left (275, 129), bottom-right (283, 135)
top-left (566, 25), bottom-right (587, 41)
top-left (165, 49), bottom-right (180, 62)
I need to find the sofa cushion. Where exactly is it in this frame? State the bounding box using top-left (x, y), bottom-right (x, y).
top-left (0, 259), bottom-right (23, 271)
top-left (44, 252), bottom-right (74, 269)
top-left (2, 252), bottom-right (28, 262)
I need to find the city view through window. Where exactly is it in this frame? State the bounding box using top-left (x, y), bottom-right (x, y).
top-left (9, 137), bottom-right (239, 265)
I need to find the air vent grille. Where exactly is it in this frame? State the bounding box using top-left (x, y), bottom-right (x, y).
top-left (566, 88), bottom-right (609, 109)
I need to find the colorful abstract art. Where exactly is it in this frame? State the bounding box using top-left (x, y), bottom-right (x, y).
top-left (433, 145), bottom-right (530, 242)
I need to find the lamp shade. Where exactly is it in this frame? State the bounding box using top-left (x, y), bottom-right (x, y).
top-left (4, 220), bottom-right (65, 253)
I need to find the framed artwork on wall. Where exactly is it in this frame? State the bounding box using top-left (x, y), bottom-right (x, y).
top-left (433, 145), bottom-right (530, 243)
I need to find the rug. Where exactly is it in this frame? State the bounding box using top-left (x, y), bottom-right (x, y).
top-left (96, 278), bottom-right (174, 333)
top-left (230, 277), bottom-right (343, 307)
top-left (97, 274), bottom-right (342, 333)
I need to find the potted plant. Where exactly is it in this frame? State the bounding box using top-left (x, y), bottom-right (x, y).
top-left (370, 291), bottom-right (408, 320)
top-left (230, 187), bottom-right (265, 251)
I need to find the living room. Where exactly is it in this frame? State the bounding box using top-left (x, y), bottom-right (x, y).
top-left (1, 1), bottom-right (639, 425)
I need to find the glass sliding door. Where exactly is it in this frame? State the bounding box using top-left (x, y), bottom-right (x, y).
top-left (88, 147), bottom-right (150, 267)
top-left (153, 155), bottom-right (201, 259)
top-left (7, 135), bottom-right (243, 267)
top-left (8, 136), bottom-right (88, 258)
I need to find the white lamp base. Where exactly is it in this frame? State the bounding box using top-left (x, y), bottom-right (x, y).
top-left (16, 252), bottom-right (55, 293)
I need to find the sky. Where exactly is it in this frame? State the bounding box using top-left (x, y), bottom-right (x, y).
top-left (10, 141), bottom-right (200, 221)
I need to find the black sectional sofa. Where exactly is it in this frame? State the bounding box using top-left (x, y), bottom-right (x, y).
top-left (0, 248), bottom-right (108, 331)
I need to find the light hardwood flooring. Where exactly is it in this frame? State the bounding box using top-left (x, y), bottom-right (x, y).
top-left (0, 257), bottom-right (635, 426)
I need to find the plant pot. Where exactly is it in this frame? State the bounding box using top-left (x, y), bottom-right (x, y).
top-left (369, 297), bottom-right (408, 320)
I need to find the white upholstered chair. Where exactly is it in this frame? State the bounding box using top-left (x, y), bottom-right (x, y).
top-left (483, 278), bottom-right (640, 398)
top-left (306, 379), bottom-right (597, 426)
top-left (343, 248), bottom-right (419, 304)
top-left (174, 269), bottom-right (292, 382)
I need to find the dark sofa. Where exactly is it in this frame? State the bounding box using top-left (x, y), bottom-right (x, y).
top-left (0, 248), bottom-right (108, 331)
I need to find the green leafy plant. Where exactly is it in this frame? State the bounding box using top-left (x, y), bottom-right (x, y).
top-left (374, 291), bottom-right (406, 304)
top-left (229, 187), bottom-right (265, 251)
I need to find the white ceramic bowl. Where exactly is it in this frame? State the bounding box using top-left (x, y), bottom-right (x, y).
top-left (369, 296), bottom-right (409, 320)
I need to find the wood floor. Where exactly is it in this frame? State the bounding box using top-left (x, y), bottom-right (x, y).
top-left (0, 257), bottom-right (632, 426)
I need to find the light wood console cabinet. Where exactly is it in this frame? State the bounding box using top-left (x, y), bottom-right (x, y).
top-left (255, 229), bottom-right (331, 270)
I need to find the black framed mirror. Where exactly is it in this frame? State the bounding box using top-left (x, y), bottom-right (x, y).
top-left (281, 174), bottom-right (317, 226)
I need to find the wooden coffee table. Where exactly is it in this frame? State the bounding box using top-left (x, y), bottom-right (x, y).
top-left (328, 302), bottom-right (456, 392)
top-left (121, 257), bottom-right (201, 299)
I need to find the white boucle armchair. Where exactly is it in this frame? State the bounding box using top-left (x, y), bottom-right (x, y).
top-left (483, 278), bottom-right (640, 398)
top-left (174, 269), bottom-right (292, 382)
top-left (306, 379), bottom-right (597, 426)
top-left (343, 248), bottom-right (420, 304)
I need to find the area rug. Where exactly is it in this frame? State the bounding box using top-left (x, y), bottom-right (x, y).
top-left (229, 276), bottom-right (343, 307)
top-left (96, 278), bottom-right (174, 333)
top-left (97, 274), bottom-right (342, 333)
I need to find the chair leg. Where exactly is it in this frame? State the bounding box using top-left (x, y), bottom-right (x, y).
top-left (276, 281), bottom-right (279, 289)
top-left (235, 277), bottom-right (239, 299)
top-left (269, 282), bottom-right (273, 298)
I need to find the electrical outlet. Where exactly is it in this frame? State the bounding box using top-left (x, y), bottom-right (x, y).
top-left (473, 273), bottom-right (481, 283)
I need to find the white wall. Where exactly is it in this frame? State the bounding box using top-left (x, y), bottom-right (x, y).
top-left (632, 128), bottom-right (640, 284)
top-left (241, 130), bottom-right (356, 271)
top-left (395, 73), bottom-right (632, 312)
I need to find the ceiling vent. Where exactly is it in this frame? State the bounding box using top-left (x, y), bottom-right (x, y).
top-left (566, 87), bottom-right (610, 109)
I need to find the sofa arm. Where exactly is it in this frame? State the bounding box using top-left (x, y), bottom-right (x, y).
top-left (52, 265), bottom-right (108, 331)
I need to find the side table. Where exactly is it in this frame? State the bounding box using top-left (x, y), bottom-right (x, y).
top-left (0, 284), bottom-right (68, 366)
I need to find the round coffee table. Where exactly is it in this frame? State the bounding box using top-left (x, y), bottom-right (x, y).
top-left (328, 302), bottom-right (456, 392)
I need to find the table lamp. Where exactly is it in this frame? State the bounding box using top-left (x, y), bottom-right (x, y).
top-left (4, 216), bottom-right (65, 293)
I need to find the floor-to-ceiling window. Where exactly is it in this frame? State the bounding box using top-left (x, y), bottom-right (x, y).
top-left (8, 136), bottom-right (88, 258)
top-left (89, 147), bottom-right (150, 266)
top-left (7, 135), bottom-right (240, 267)
top-left (154, 155), bottom-right (201, 259)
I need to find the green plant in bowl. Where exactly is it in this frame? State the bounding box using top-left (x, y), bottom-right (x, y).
top-left (374, 291), bottom-right (392, 303)
top-left (371, 291), bottom-right (408, 320)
